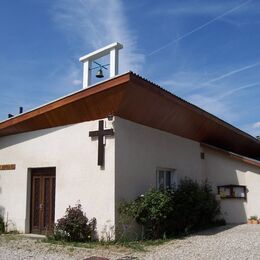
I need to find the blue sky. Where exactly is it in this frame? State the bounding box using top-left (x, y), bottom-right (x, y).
top-left (0, 0), bottom-right (259, 137)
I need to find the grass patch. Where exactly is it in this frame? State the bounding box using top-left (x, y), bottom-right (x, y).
top-left (115, 239), bottom-right (170, 251)
top-left (0, 234), bottom-right (23, 242)
top-left (43, 238), bottom-right (100, 249)
top-left (43, 237), bottom-right (172, 252)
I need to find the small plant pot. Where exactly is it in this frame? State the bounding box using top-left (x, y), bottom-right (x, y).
top-left (248, 220), bottom-right (258, 224)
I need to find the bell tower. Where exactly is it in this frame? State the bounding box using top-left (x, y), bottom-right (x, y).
top-left (79, 42), bottom-right (123, 89)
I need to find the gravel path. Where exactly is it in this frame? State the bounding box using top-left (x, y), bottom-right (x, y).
top-left (142, 224), bottom-right (260, 260)
top-left (0, 236), bottom-right (133, 260)
top-left (0, 224), bottom-right (260, 260)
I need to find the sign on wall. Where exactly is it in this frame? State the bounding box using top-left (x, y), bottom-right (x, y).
top-left (217, 185), bottom-right (247, 199)
top-left (0, 164), bottom-right (16, 170)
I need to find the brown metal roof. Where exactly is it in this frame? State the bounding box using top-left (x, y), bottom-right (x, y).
top-left (0, 71), bottom-right (259, 160)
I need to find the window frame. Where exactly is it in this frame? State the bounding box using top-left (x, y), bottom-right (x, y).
top-left (217, 184), bottom-right (247, 200)
top-left (156, 167), bottom-right (176, 190)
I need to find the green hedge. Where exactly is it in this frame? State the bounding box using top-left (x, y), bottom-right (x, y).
top-left (119, 178), bottom-right (223, 239)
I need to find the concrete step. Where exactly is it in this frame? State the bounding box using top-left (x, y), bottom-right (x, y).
top-left (21, 233), bottom-right (46, 240)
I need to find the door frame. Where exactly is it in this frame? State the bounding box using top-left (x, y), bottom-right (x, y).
top-left (30, 167), bottom-right (56, 234)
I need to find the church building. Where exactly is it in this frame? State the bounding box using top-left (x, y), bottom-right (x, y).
top-left (0, 43), bottom-right (259, 239)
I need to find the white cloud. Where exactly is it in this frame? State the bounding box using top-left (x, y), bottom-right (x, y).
top-left (51, 0), bottom-right (145, 73)
top-left (149, 0), bottom-right (255, 17)
top-left (187, 94), bottom-right (237, 123)
top-left (72, 79), bottom-right (82, 86)
top-left (159, 70), bottom-right (208, 94)
top-left (217, 83), bottom-right (260, 100)
top-left (46, 62), bottom-right (83, 96)
top-left (253, 122), bottom-right (260, 129)
top-left (239, 123), bottom-right (260, 137)
top-left (203, 62), bottom-right (260, 85)
top-left (147, 0), bottom-right (253, 56)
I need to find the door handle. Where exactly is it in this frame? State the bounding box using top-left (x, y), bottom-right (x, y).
top-left (39, 203), bottom-right (43, 210)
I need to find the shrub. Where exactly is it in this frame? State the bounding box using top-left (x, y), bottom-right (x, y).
top-left (119, 178), bottom-right (221, 239)
top-left (169, 179), bottom-right (220, 234)
top-left (54, 203), bottom-right (96, 242)
top-left (119, 189), bottom-right (173, 239)
top-left (0, 215), bottom-right (5, 234)
top-left (249, 215), bottom-right (258, 221)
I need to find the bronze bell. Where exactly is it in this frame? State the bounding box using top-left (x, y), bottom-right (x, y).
top-left (96, 69), bottom-right (104, 78)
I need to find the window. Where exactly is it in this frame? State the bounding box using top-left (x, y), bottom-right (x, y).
top-left (217, 185), bottom-right (247, 199)
top-left (156, 168), bottom-right (177, 190)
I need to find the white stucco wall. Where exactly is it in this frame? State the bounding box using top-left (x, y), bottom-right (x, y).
top-left (202, 146), bottom-right (260, 223)
top-left (114, 117), bottom-right (260, 227)
top-left (0, 119), bottom-right (115, 239)
top-left (114, 117), bottom-right (203, 211)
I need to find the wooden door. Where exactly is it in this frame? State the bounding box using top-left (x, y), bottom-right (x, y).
top-left (30, 168), bottom-right (56, 234)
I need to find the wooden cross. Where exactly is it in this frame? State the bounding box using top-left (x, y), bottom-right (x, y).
top-left (89, 120), bottom-right (114, 166)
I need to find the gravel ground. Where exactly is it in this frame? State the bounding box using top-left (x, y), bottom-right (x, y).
top-left (0, 224), bottom-right (260, 260)
top-left (0, 236), bottom-right (133, 260)
top-left (142, 224), bottom-right (260, 260)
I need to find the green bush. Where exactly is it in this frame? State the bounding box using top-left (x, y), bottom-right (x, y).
top-left (119, 189), bottom-right (173, 239)
top-left (119, 178), bottom-right (222, 239)
top-left (0, 215), bottom-right (5, 234)
top-left (249, 215), bottom-right (258, 221)
top-left (168, 179), bottom-right (221, 234)
top-left (53, 203), bottom-right (96, 242)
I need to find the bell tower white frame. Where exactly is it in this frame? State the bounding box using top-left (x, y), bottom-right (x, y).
top-left (79, 42), bottom-right (123, 89)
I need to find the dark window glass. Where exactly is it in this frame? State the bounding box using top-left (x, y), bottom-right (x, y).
top-left (159, 171), bottom-right (164, 189)
top-left (166, 171), bottom-right (171, 189)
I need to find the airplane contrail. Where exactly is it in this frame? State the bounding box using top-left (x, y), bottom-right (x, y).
top-left (218, 82), bottom-right (260, 100)
top-left (147, 0), bottom-right (252, 57)
top-left (203, 62), bottom-right (260, 85)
